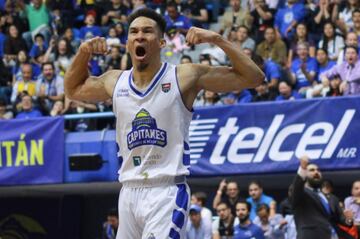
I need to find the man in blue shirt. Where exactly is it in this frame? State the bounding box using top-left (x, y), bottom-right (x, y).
top-left (186, 204), bottom-right (212, 239)
top-left (164, 1), bottom-right (192, 35)
top-left (234, 199), bottom-right (265, 239)
top-left (247, 181), bottom-right (277, 221)
top-left (16, 94), bottom-right (42, 119)
top-left (290, 42), bottom-right (318, 91)
top-left (274, 0), bottom-right (306, 40)
top-left (275, 81), bottom-right (302, 101)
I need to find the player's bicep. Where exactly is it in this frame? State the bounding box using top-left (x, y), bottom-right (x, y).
top-left (196, 65), bottom-right (254, 93)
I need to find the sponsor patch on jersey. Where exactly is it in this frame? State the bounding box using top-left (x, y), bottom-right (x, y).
top-left (127, 108), bottom-right (167, 150)
top-left (161, 83), bottom-right (171, 93)
top-left (116, 88), bottom-right (129, 97)
top-left (132, 156), bottom-right (141, 166)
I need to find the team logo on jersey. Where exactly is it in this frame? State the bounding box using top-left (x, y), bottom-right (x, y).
top-left (127, 108), bottom-right (167, 150)
top-left (147, 233), bottom-right (156, 239)
top-left (161, 83), bottom-right (171, 93)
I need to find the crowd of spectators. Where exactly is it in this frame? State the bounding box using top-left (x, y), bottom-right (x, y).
top-left (187, 177), bottom-right (360, 239)
top-left (0, 0), bottom-right (360, 130)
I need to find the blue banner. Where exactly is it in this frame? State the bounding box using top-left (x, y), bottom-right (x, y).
top-left (189, 96), bottom-right (360, 176)
top-left (0, 117), bottom-right (64, 185)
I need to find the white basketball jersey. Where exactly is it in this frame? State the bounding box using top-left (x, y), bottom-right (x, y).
top-left (112, 63), bottom-right (192, 183)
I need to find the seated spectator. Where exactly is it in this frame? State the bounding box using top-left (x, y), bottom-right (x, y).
top-left (318, 21), bottom-right (345, 61)
top-left (212, 202), bottom-right (235, 239)
top-left (101, 0), bottom-right (129, 26)
top-left (252, 81), bottom-right (277, 102)
top-left (253, 204), bottom-right (286, 239)
top-left (15, 94), bottom-right (42, 119)
top-left (234, 25), bottom-right (256, 51)
top-left (321, 46), bottom-right (360, 95)
top-left (62, 27), bottom-right (81, 52)
top-left (186, 204), bottom-right (212, 239)
top-left (274, 0), bottom-right (306, 41)
top-left (348, 8), bottom-right (360, 38)
top-left (101, 208), bottom-right (118, 239)
top-left (49, 100), bottom-right (65, 117)
top-left (287, 23), bottom-right (316, 68)
top-left (80, 11), bottom-right (102, 40)
top-left (326, 74), bottom-right (343, 97)
top-left (12, 50), bottom-right (30, 82)
top-left (275, 81), bottom-right (302, 101)
top-left (4, 24), bottom-right (27, 65)
top-left (335, 0), bottom-right (360, 33)
top-left (219, 0), bottom-right (252, 37)
top-left (131, 0), bottom-right (147, 12)
top-left (44, 37), bottom-right (75, 76)
top-left (213, 179), bottom-right (241, 217)
top-left (304, 77), bottom-right (330, 99)
top-left (105, 46), bottom-right (122, 71)
top-left (222, 90), bottom-right (253, 104)
top-left (344, 180), bottom-right (360, 234)
top-left (249, 0), bottom-right (275, 43)
top-left (11, 63), bottom-right (37, 104)
top-left (36, 62), bottom-right (65, 113)
top-left (279, 185), bottom-right (297, 239)
top-left (180, 54), bottom-right (193, 64)
top-left (233, 199), bottom-right (265, 239)
top-left (106, 26), bottom-right (121, 48)
top-left (164, 1), bottom-right (192, 35)
top-left (0, 98), bottom-right (13, 120)
top-left (64, 98), bottom-right (98, 132)
top-left (247, 181), bottom-right (276, 221)
top-left (252, 54), bottom-right (281, 93)
top-left (114, 22), bottom-right (127, 53)
top-left (196, 90), bottom-right (222, 107)
top-left (309, 0), bottom-right (333, 42)
top-left (337, 32), bottom-right (359, 65)
top-left (316, 48), bottom-right (336, 82)
top-left (201, 44), bottom-right (227, 66)
top-left (0, 54), bottom-right (13, 103)
top-left (164, 27), bottom-right (189, 54)
top-left (191, 192), bottom-right (213, 226)
top-left (290, 42), bottom-right (318, 91)
top-left (256, 27), bottom-right (287, 66)
top-left (181, 0), bottom-right (208, 28)
top-left (28, 33), bottom-right (47, 61)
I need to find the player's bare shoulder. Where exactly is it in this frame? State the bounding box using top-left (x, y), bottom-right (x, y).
top-left (176, 63), bottom-right (203, 93)
top-left (102, 69), bottom-right (124, 98)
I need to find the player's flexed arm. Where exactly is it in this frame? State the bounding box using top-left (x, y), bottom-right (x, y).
top-left (64, 37), bottom-right (121, 102)
top-left (178, 27), bottom-right (265, 109)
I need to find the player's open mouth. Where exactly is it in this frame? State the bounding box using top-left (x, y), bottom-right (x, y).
top-left (135, 46), bottom-right (146, 57)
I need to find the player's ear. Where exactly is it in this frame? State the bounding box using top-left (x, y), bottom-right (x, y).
top-left (159, 38), bottom-right (166, 49)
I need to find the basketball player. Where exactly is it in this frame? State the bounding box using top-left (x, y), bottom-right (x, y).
top-left (64, 8), bottom-right (264, 239)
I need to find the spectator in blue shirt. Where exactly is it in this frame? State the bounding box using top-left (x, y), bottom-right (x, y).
top-left (290, 42), bottom-right (318, 91)
top-left (234, 199), bottom-right (265, 239)
top-left (16, 94), bottom-right (42, 119)
top-left (247, 181), bottom-right (277, 221)
top-left (316, 48), bottom-right (336, 82)
top-left (274, 0), bottom-right (306, 41)
top-left (29, 33), bottom-right (47, 60)
top-left (164, 1), bottom-right (192, 35)
top-left (186, 204), bottom-right (212, 239)
top-left (80, 11), bottom-right (102, 40)
top-left (275, 81), bottom-right (302, 101)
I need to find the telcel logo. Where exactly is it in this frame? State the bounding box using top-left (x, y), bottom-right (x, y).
top-left (210, 109), bottom-right (355, 164)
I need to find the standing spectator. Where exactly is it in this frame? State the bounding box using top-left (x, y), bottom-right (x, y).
top-left (279, 185), bottom-right (297, 239)
top-left (4, 24), bottom-right (27, 64)
top-left (15, 94), bottom-right (42, 119)
top-left (0, 98), bottom-right (13, 119)
top-left (287, 23), bottom-right (316, 68)
top-left (247, 181), bottom-right (277, 221)
top-left (333, 0), bottom-right (360, 34)
top-left (274, 0), bottom-right (306, 41)
top-left (256, 27), bottom-right (287, 66)
top-left (164, 1), bottom-right (192, 35)
top-left (213, 179), bottom-right (241, 217)
top-left (79, 11), bottom-right (102, 40)
top-left (191, 192), bottom-right (213, 226)
top-left (36, 62), bottom-right (64, 113)
top-left (337, 32), bottom-right (359, 65)
top-left (253, 204), bottom-right (286, 239)
top-left (101, 0), bottom-right (129, 26)
top-left (21, 0), bottom-right (51, 49)
top-left (318, 21), bottom-right (345, 61)
top-left (234, 25), bottom-right (256, 51)
top-left (11, 63), bottom-right (37, 103)
top-left (219, 0), bottom-right (252, 37)
top-left (290, 156), bottom-right (354, 239)
top-left (309, 0), bottom-right (333, 42)
top-left (290, 42), bottom-right (318, 91)
top-left (233, 199), bottom-right (265, 239)
top-left (344, 180), bottom-right (360, 235)
top-left (321, 46), bottom-right (360, 95)
top-left (101, 208), bottom-right (118, 239)
top-left (213, 202), bottom-right (235, 239)
top-left (181, 0), bottom-right (208, 28)
top-left (186, 204), bottom-right (212, 239)
top-left (249, 0), bottom-right (275, 43)
top-left (275, 81), bottom-right (302, 101)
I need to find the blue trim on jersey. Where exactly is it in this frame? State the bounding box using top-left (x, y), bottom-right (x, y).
top-left (172, 209), bottom-right (185, 228)
top-left (183, 154), bottom-right (190, 166)
top-left (169, 228), bottom-right (180, 239)
top-left (129, 63), bottom-right (168, 97)
top-left (175, 184), bottom-right (189, 210)
top-left (174, 66), bottom-right (194, 113)
top-left (184, 141), bottom-right (190, 151)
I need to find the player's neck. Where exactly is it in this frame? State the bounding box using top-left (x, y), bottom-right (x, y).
top-left (132, 61), bottom-right (162, 89)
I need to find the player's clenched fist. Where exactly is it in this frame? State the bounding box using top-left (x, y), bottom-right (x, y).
top-left (79, 37), bottom-right (107, 55)
top-left (186, 27), bottom-right (221, 45)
